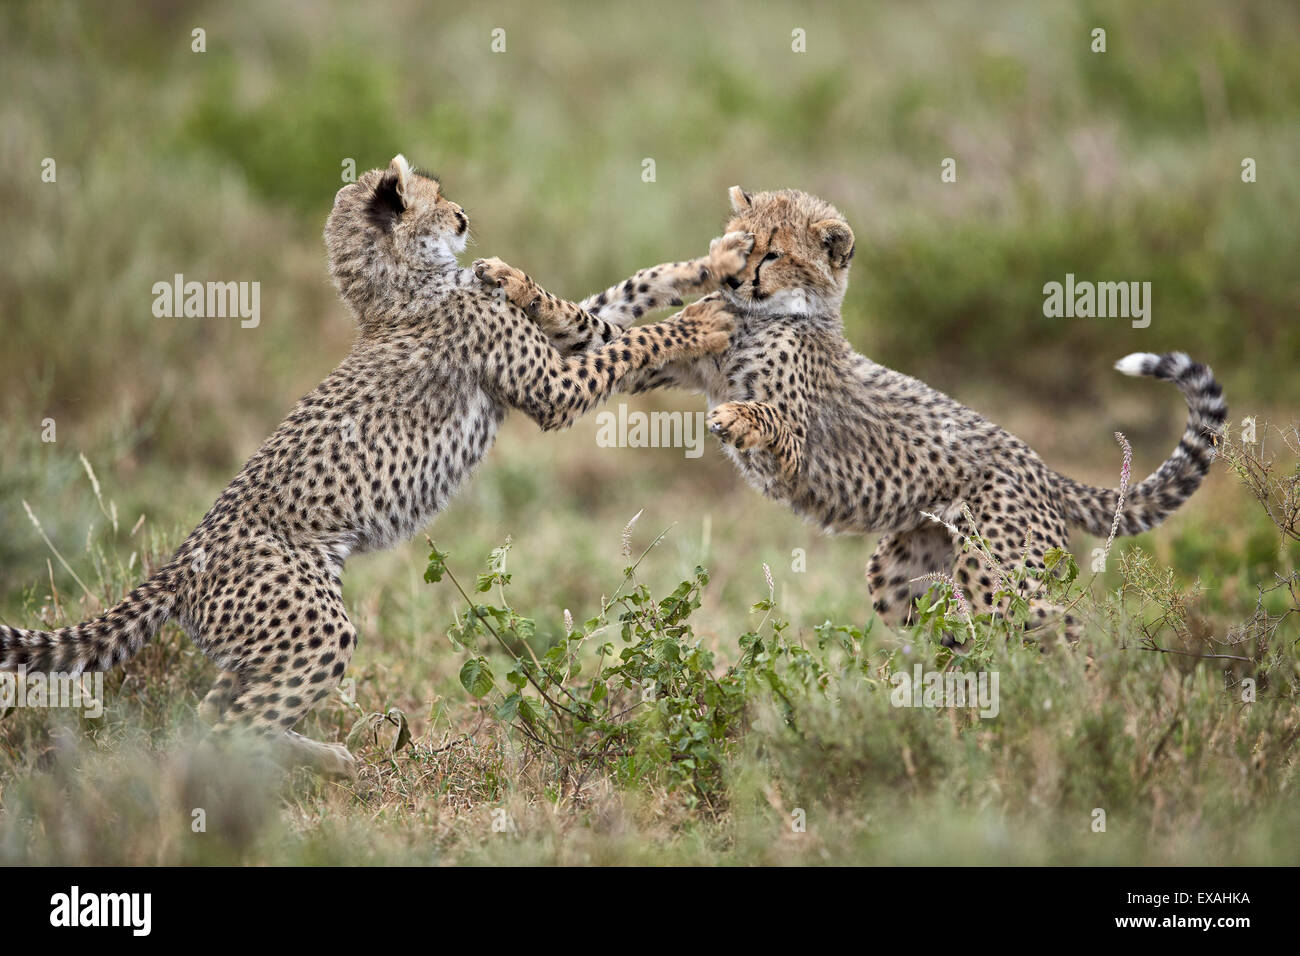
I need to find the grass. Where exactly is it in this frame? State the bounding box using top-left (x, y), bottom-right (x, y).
top-left (1, 428), bottom-right (1296, 865)
top-left (1, 0), bottom-right (1298, 864)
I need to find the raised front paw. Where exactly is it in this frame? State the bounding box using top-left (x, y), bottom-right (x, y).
top-left (472, 256), bottom-right (517, 287)
top-left (473, 257), bottom-right (538, 312)
top-left (675, 298), bottom-right (735, 354)
top-left (707, 231), bottom-right (755, 284)
top-left (707, 401), bottom-right (761, 450)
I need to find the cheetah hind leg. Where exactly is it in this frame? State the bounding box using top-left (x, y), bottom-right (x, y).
top-left (208, 669), bottom-right (358, 778)
top-left (209, 696), bottom-right (358, 778)
top-left (281, 731), bottom-right (357, 778)
top-left (197, 669), bottom-right (242, 726)
top-left (951, 486), bottom-right (1083, 647)
top-left (955, 557), bottom-right (1082, 650)
top-left (203, 727), bottom-right (356, 778)
top-left (867, 524), bottom-right (958, 635)
top-left (1022, 597), bottom-right (1081, 647)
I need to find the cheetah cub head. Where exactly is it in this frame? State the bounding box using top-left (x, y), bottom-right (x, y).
top-left (718, 186), bottom-right (855, 319)
top-left (325, 155), bottom-right (470, 311)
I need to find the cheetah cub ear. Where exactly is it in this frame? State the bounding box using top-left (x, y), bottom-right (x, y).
top-left (366, 158), bottom-right (409, 231)
top-left (368, 155), bottom-right (419, 231)
top-left (728, 185), bottom-right (754, 212)
top-left (389, 154), bottom-right (414, 202)
top-left (814, 218), bottom-right (856, 270)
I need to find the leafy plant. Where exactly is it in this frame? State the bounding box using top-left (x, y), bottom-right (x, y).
top-left (425, 528), bottom-right (884, 809)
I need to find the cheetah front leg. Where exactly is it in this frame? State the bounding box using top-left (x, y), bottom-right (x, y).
top-left (473, 230), bottom-right (754, 352)
top-left (575, 230), bottom-right (754, 326)
top-left (706, 401), bottom-right (805, 482)
top-left (481, 297), bottom-right (735, 432)
top-left (474, 257), bottom-right (625, 354)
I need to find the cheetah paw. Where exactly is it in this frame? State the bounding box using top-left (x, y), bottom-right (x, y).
top-left (677, 298), bottom-right (735, 354)
top-left (318, 742), bottom-right (359, 779)
top-left (707, 401), bottom-right (760, 450)
top-left (707, 231), bottom-right (755, 284)
top-left (283, 731), bottom-right (359, 778)
top-left (472, 257), bottom-right (536, 310)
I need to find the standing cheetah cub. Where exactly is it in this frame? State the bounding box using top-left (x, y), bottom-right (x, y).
top-left (476, 186), bottom-right (1226, 642)
top-left (0, 156), bottom-right (733, 774)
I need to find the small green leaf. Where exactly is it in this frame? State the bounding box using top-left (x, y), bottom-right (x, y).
top-left (345, 709), bottom-right (413, 753)
top-left (496, 692), bottom-right (522, 721)
top-left (517, 696), bottom-right (542, 727)
top-left (345, 713), bottom-right (377, 751)
top-left (424, 544), bottom-right (451, 583)
top-left (510, 614), bottom-right (536, 643)
top-left (459, 656), bottom-right (496, 698)
top-left (386, 707), bottom-right (412, 752)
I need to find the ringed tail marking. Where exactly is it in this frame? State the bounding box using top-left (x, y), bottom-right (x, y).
top-left (1057, 351), bottom-right (1226, 537)
top-left (0, 564), bottom-right (180, 675)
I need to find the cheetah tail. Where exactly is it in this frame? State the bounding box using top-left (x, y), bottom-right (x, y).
top-left (0, 564), bottom-right (180, 676)
top-left (1057, 352), bottom-right (1227, 538)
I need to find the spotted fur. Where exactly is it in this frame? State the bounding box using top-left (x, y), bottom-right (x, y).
top-left (477, 186), bottom-right (1226, 644)
top-left (0, 156), bottom-right (733, 773)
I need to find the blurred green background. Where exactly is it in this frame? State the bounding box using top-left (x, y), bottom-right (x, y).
top-left (1, 0), bottom-right (1297, 668)
top-left (1, 0), bottom-right (1298, 866)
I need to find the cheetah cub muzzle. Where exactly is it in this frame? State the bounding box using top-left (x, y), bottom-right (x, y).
top-left (476, 186), bottom-right (1226, 647)
top-left (0, 155), bottom-right (734, 775)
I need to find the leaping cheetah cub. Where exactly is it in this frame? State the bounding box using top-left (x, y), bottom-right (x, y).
top-left (0, 156), bottom-right (733, 774)
top-left (475, 186), bottom-right (1226, 642)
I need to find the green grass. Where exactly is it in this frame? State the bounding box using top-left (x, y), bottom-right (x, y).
top-left (1, 479), bottom-right (1296, 865)
top-left (1, 0), bottom-right (1298, 864)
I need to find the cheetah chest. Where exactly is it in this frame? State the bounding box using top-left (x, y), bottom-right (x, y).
top-left (354, 385), bottom-right (504, 553)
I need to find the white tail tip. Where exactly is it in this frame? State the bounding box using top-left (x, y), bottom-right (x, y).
top-left (1114, 352), bottom-right (1158, 377)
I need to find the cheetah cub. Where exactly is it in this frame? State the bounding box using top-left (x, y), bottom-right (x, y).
top-left (476, 186), bottom-right (1226, 642)
top-left (0, 156), bottom-right (733, 774)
